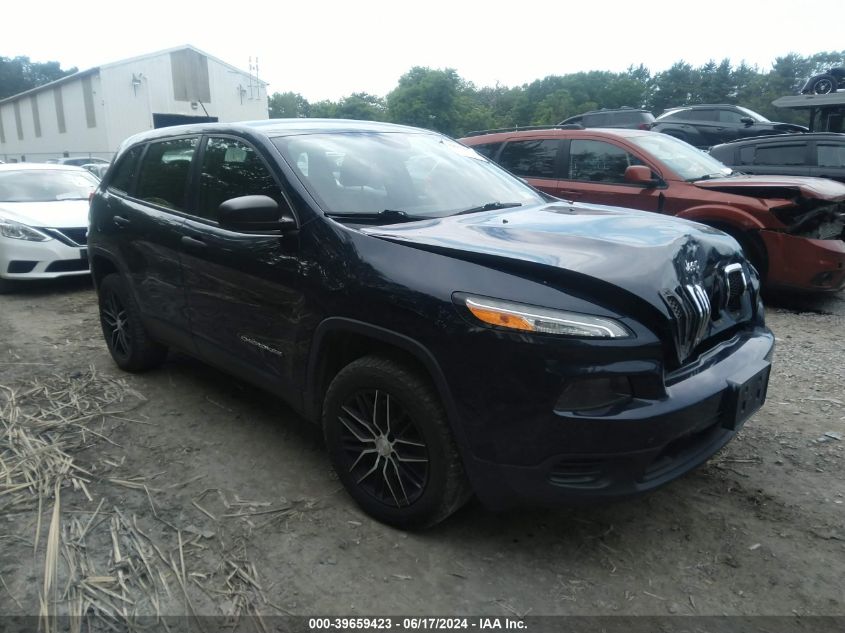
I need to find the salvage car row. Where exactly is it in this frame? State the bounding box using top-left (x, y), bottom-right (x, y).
top-left (1, 114), bottom-right (842, 528)
top-left (4, 119), bottom-right (775, 528)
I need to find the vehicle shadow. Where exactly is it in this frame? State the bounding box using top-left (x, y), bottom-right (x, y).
top-left (763, 288), bottom-right (845, 315)
top-left (1, 275), bottom-right (94, 298)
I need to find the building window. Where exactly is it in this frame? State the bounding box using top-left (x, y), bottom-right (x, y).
top-left (82, 75), bottom-right (97, 129)
top-left (171, 49), bottom-right (211, 103)
top-left (31, 96), bottom-right (41, 138)
top-left (13, 102), bottom-right (23, 141)
top-left (54, 88), bottom-right (66, 134)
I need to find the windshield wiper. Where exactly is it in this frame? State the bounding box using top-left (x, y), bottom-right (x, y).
top-left (687, 173), bottom-right (729, 182)
top-left (325, 209), bottom-right (425, 224)
top-left (452, 201), bottom-right (523, 216)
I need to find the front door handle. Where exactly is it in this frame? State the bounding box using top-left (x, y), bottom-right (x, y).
top-left (113, 215), bottom-right (131, 227)
top-left (181, 235), bottom-right (207, 249)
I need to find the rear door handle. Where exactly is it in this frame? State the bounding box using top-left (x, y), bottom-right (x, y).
top-left (113, 215), bottom-right (131, 227)
top-left (181, 235), bottom-right (207, 249)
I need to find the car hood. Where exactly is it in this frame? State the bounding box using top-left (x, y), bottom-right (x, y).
top-left (361, 201), bottom-right (745, 317)
top-left (693, 175), bottom-right (845, 200)
top-left (0, 200), bottom-right (90, 228)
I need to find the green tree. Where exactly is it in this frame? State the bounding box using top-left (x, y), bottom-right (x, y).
top-left (334, 92), bottom-right (387, 121)
top-left (386, 67), bottom-right (477, 136)
top-left (268, 91), bottom-right (310, 118)
top-left (0, 56), bottom-right (77, 99)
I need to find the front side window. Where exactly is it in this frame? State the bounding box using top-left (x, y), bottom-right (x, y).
top-left (499, 139), bottom-right (561, 178)
top-left (197, 137), bottom-right (281, 221)
top-left (568, 140), bottom-right (640, 183)
top-left (754, 144), bottom-right (806, 166)
top-left (273, 132), bottom-right (544, 218)
top-left (817, 144), bottom-right (845, 168)
top-left (135, 137), bottom-right (198, 211)
top-left (718, 109), bottom-right (747, 124)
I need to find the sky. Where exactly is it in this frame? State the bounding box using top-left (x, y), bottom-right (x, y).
top-left (5, 0), bottom-right (842, 102)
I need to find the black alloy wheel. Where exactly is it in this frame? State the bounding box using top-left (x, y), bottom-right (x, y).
top-left (97, 273), bottom-right (167, 372)
top-left (338, 388), bottom-right (429, 508)
top-left (323, 356), bottom-right (471, 528)
top-left (813, 75), bottom-right (836, 94)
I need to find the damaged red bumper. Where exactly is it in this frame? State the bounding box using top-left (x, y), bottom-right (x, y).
top-left (760, 231), bottom-right (845, 291)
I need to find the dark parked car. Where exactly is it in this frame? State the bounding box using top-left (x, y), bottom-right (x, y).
top-left (710, 133), bottom-right (845, 183)
top-left (800, 67), bottom-right (845, 95)
top-left (57, 156), bottom-right (111, 167)
top-left (460, 127), bottom-right (845, 292)
top-left (559, 107), bottom-right (655, 130)
top-left (651, 104), bottom-right (807, 148)
top-left (89, 119), bottom-right (773, 527)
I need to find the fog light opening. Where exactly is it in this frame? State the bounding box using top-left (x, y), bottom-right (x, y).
top-left (555, 376), bottom-right (633, 412)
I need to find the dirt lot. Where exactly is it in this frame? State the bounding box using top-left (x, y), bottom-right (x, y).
top-left (1, 279), bottom-right (843, 625)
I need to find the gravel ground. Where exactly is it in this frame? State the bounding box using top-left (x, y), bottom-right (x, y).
top-left (0, 278), bottom-right (843, 625)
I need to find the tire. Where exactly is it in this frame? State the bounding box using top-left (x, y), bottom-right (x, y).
top-left (97, 273), bottom-right (167, 372)
top-left (811, 75), bottom-right (837, 95)
top-left (713, 226), bottom-right (768, 284)
top-left (322, 355), bottom-right (472, 528)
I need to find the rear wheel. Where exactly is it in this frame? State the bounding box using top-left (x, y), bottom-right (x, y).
top-left (98, 273), bottom-right (167, 371)
top-left (322, 356), bottom-right (471, 528)
top-left (812, 74), bottom-right (837, 95)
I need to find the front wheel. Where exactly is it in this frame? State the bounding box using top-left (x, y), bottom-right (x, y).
top-left (322, 356), bottom-right (471, 528)
top-left (98, 273), bottom-right (167, 371)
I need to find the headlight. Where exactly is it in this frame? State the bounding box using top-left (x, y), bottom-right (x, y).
top-left (0, 219), bottom-right (51, 242)
top-left (460, 294), bottom-right (631, 338)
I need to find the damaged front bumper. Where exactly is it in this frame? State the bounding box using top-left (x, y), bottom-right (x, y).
top-left (760, 230), bottom-right (845, 291)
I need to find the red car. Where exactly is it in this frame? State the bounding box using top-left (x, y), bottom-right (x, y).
top-left (460, 128), bottom-right (845, 292)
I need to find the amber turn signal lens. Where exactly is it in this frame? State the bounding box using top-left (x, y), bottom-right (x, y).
top-left (466, 304), bottom-right (534, 331)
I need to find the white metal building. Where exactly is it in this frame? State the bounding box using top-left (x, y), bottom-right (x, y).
top-left (0, 45), bottom-right (268, 163)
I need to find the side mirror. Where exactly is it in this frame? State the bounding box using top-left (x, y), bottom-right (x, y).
top-left (624, 165), bottom-right (659, 188)
top-left (740, 117), bottom-right (754, 126)
top-left (218, 195), bottom-right (297, 232)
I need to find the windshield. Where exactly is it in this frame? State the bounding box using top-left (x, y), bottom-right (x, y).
top-left (272, 132), bottom-right (544, 218)
top-left (0, 169), bottom-right (99, 202)
top-left (628, 134), bottom-right (733, 181)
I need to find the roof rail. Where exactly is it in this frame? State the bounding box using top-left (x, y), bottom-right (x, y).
top-left (462, 123), bottom-right (583, 137)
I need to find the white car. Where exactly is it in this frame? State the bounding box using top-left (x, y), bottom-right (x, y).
top-left (0, 164), bottom-right (98, 293)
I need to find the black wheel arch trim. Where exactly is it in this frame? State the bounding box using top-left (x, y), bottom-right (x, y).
top-left (305, 317), bottom-right (472, 455)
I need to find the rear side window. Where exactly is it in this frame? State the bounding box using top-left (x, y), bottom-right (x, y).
top-left (583, 113), bottom-right (608, 126)
top-left (817, 144), bottom-right (845, 168)
top-left (471, 142), bottom-right (503, 159)
top-left (738, 147), bottom-right (755, 165)
top-left (498, 139), bottom-right (561, 178)
top-left (568, 140), bottom-right (641, 183)
top-left (136, 138), bottom-right (198, 211)
top-left (197, 137), bottom-right (281, 221)
top-left (109, 146), bottom-right (143, 194)
top-left (688, 109), bottom-right (716, 122)
top-left (754, 144), bottom-right (806, 166)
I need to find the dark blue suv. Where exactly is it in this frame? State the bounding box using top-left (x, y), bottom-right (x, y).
top-left (88, 119), bottom-right (774, 527)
